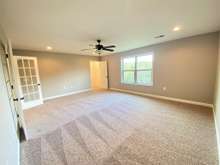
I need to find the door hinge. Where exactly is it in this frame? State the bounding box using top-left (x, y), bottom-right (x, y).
top-left (13, 97), bottom-right (24, 101)
top-left (13, 98), bottom-right (19, 101)
top-left (5, 54), bottom-right (9, 58)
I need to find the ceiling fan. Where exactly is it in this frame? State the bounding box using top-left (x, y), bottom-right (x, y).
top-left (81, 40), bottom-right (116, 55)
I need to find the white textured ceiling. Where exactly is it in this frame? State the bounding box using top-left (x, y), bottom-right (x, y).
top-left (0, 0), bottom-right (219, 56)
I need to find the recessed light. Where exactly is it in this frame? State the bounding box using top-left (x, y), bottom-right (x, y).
top-left (46, 46), bottom-right (52, 50)
top-left (173, 26), bottom-right (181, 31)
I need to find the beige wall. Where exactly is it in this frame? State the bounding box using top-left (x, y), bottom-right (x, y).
top-left (13, 50), bottom-right (98, 99)
top-left (102, 32), bottom-right (219, 104)
top-left (214, 32), bottom-right (220, 138)
top-left (0, 26), bottom-right (7, 45)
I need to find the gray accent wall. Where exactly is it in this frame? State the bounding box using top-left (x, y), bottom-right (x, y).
top-left (102, 32), bottom-right (219, 104)
top-left (13, 50), bottom-right (98, 99)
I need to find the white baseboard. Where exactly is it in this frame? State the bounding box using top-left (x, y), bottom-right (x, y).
top-left (43, 88), bottom-right (92, 101)
top-left (110, 88), bottom-right (213, 108)
top-left (213, 108), bottom-right (220, 164)
top-left (17, 140), bottom-right (20, 165)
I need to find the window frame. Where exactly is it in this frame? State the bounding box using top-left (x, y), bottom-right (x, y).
top-left (120, 53), bottom-right (154, 86)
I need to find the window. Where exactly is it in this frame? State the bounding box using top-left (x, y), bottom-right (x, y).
top-left (121, 53), bottom-right (153, 85)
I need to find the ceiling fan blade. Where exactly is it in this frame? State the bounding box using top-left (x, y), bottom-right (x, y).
top-left (103, 45), bottom-right (116, 49)
top-left (103, 48), bottom-right (114, 52)
top-left (80, 48), bottom-right (91, 51)
top-left (80, 48), bottom-right (95, 51)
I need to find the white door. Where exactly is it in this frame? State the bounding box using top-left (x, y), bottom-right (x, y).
top-left (1, 40), bottom-right (28, 139)
top-left (90, 61), bottom-right (108, 89)
top-left (13, 56), bottom-right (43, 110)
top-left (0, 44), bottom-right (18, 132)
top-left (0, 41), bottom-right (20, 165)
top-left (99, 61), bottom-right (108, 89)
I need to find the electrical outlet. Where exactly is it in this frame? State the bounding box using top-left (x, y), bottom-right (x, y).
top-left (162, 86), bottom-right (167, 91)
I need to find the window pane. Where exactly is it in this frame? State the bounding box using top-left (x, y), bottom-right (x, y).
top-left (137, 70), bottom-right (152, 84)
top-left (32, 76), bottom-right (37, 84)
top-left (23, 60), bottom-right (29, 67)
top-left (123, 71), bottom-right (135, 83)
top-left (31, 69), bottom-right (36, 75)
top-left (20, 78), bottom-right (26, 86)
top-left (33, 85), bottom-right (38, 92)
top-left (123, 57), bottom-right (135, 70)
top-left (22, 86), bottom-right (28, 95)
top-left (25, 69), bottom-right (31, 76)
top-left (17, 59), bottom-right (23, 67)
top-left (137, 55), bottom-right (153, 70)
top-left (26, 77), bottom-right (32, 85)
top-left (29, 60), bottom-right (35, 68)
top-left (18, 69), bottom-right (25, 77)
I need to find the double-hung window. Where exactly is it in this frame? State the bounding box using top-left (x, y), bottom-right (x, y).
top-left (121, 53), bottom-right (153, 86)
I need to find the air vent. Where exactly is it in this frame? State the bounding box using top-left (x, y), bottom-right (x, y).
top-left (155, 35), bottom-right (165, 38)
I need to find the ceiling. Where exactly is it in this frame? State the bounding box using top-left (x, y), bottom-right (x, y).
top-left (0, 0), bottom-right (219, 56)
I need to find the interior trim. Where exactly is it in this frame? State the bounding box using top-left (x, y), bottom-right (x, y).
top-left (43, 88), bottom-right (92, 101)
top-left (213, 108), bottom-right (220, 164)
top-left (110, 88), bottom-right (213, 108)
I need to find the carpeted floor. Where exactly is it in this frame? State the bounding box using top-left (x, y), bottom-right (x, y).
top-left (21, 90), bottom-right (218, 165)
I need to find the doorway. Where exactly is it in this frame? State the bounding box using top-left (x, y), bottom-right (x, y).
top-left (13, 56), bottom-right (43, 110)
top-left (90, 61), bottom-right (108, 89)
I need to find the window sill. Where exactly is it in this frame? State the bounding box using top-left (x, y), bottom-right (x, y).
top-left (121, 82), bottom-right (153, 87)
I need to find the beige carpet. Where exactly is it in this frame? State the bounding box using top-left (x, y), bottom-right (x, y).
top-left (21, 90), bottom-right (218, 165)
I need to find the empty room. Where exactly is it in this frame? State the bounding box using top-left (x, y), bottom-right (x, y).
top-left (0, 0), bottom-right (220, 165)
